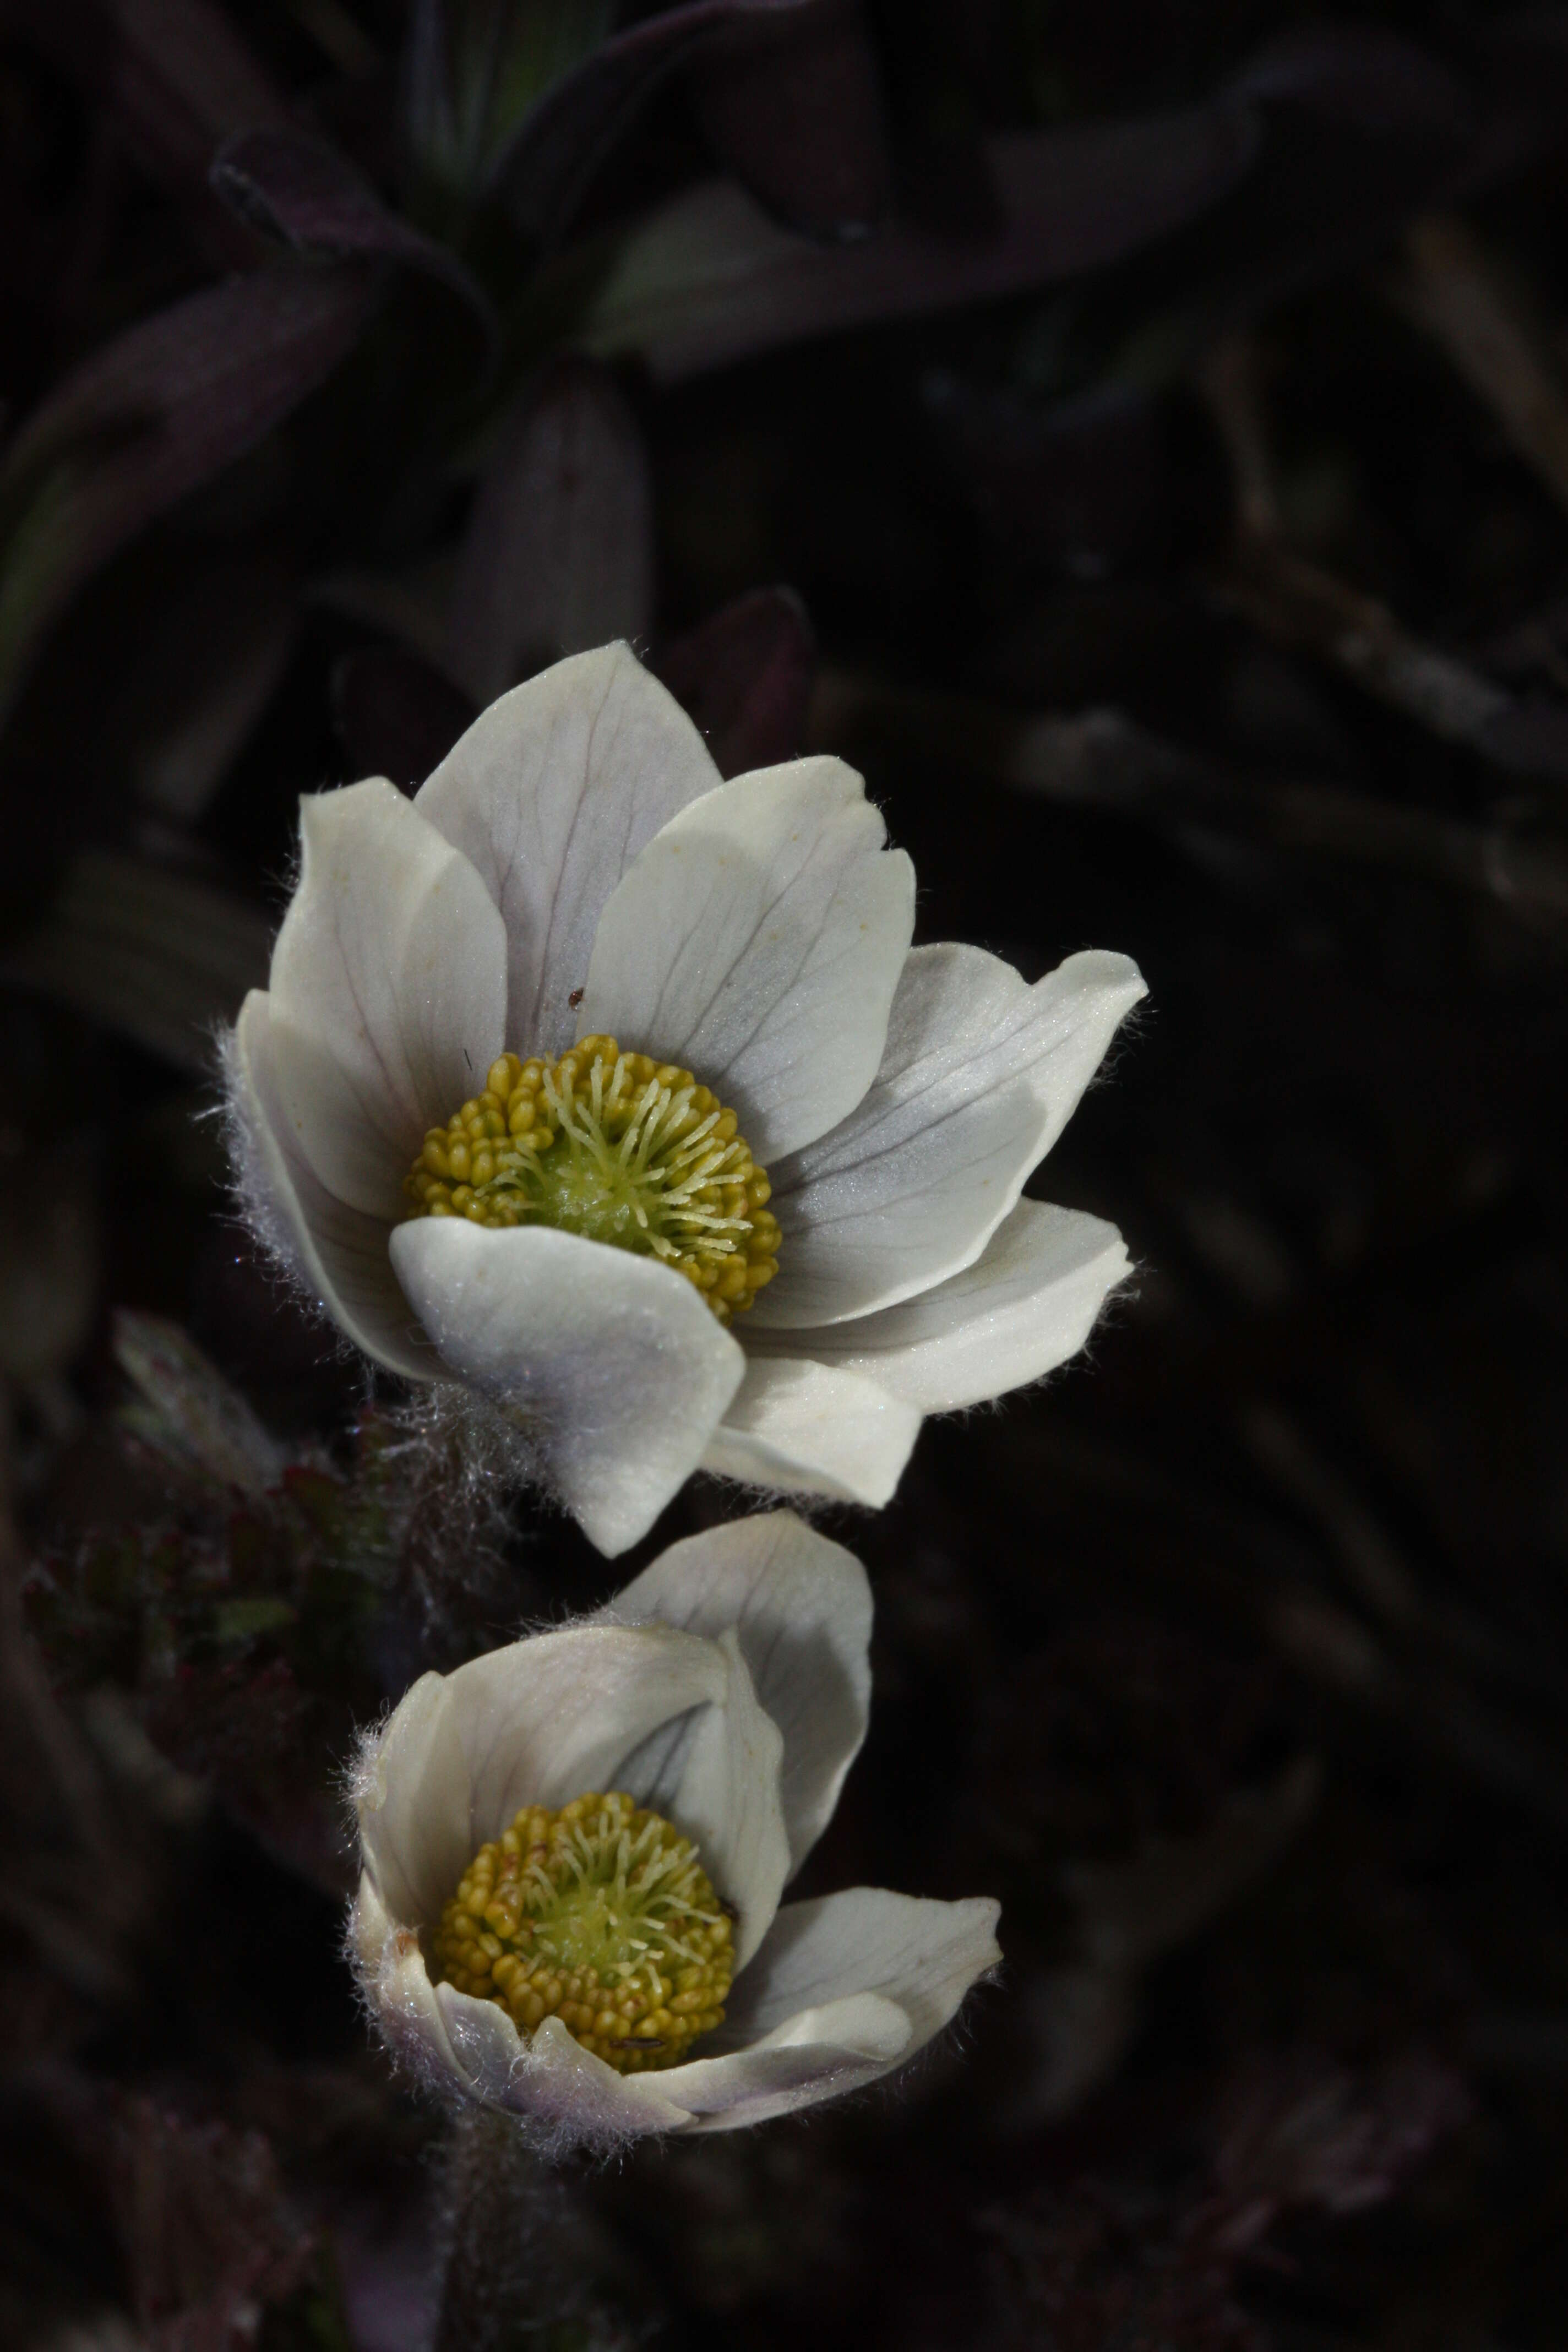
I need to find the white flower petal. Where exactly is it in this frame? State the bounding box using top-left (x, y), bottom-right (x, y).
top-left (755, 944), bottom-right (1144, 1327)
top-left (355, 1871), bottom-right (687, 2133)
top-left (439, 1971), bottom-right (688, 2135)
top-left (763, 1081), bottom-right (1048, 1332)
top-left (360, 1614), bottom-right (788, 1967)
top-left (662, 1888), bottom-right (1003, 2133)
top-left (576, 757), bottom-right (916, 1162)
top-left (580, 1625), bottom-right (788, 1965)
top-left (353, 1621), bottom-right (792, 2130)
top-left (606, 1513), bottom-right (872, 1877)
top-left (362, 1620), bottom-right (732, 1912)
top-left (656, 1627), bottom-right (789, 1968)
top-left (230, 992), bottom-right (434, 1379)
top-left (748, 1200), bottom-right (1131, 1412)
top-left (356, 1864), bottom-right (916, 2141)
top-left (268, 779), bottom-right (508, 1216)
top-left (657, 1992), bottom-right (913, 2132)
top-left (433, 1980), bottom-right (532, 2105)
top-left (351, 1874), bottom-right (476, 2087)
top-left (457, 1623), bottom-right (728, 1845)
top-left (497, 2011), bottom-right (694, 2136)
top-left (724, 1886), bottom-right (1001, 2056)
top-left (702, 1355), bottom-right (922, 1508)
top-left (389, 1219), bottom-right (745, 1556)
top-left (362, 1883), bottom-right (658, 2139)
top-left (357, 1668), bottom-right (471, 1929)
top-left (415, 644), bottom-right (723, 1058)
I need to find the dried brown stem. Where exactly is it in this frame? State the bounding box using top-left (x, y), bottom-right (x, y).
top-left (1196, 328), bottom-right (1518, 757)
top-left (1391, 212), bottom-right (1568, 521)
top-left (1193, 336), bottom-right (1280, 539)
top-left (1216, 536), bottom-right (1512, 750)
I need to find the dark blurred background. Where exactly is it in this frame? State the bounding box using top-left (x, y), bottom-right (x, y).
top-left (5, 3), bottom-right (1568, 2345)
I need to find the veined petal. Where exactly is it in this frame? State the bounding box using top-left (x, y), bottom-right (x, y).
top-left (580, 1625), bottom-right (789, 1968)
top-left (457, 1626), bottom-right (729, 1839)
top-left (722, 1887), bottom-right (1001, 2057)
top-left (361, 1887), bottom-right (685, 2137)
top-left (353, 1621), bottom-right (791, 2131)
top-left (606, 1514), bottom-right (872, 1878)
top-left (755, 944), bottom-right (1144, 1327)
top-left (761, 1077), bottom-right (1046, 1332)
top-left (576, 757), bottom-right (915, 1162)
top-left (351, 1874), bottom-right (480, 2093)
top-left (267, 778), bottom-right (508, 1217)
top-left (667, 1888), bottom-right (1003, 2133)
top-left (651, 1628), bottom-right (789, 1969)
top-left (416, 644), bottom-right (722, 1058)
top-left (389, 1221), bottom-right (745, 1557)
top-left (657, 1992), bottom-right (912, 2132)
top-left (359, 1891), bottom-right (912, 2141)
top-left (702, 1355), bottom-right (921, 1508)
top-left (361, 1622), bottom-right (729, 1923)
top-left (356, 1669), bottom-right (470, 1931)
top-left (229, 992), bottom-right (434, 1380)
top-left (497, 2010), bottom-right (695, 2136)
top-left (356, 1881), bottom-right (701, 2135)
top-left (747, 1200), bottom-right (1131, 1411)
top-left (434, 1980), bottom-right (535, 2106)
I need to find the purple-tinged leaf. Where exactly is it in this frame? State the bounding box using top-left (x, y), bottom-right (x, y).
top-left (6, 0), bottom-right (286, 258)
top-left (404, 0), bottom-right (619, 202)
top-left (689, 0), bottom-right (890, 242)
top-left (498, 0), bottom-right (819, 251)
top-left (211, 129), bottom-right (499, 346)
top-left (876, 0), bottom-right (1001, 238)
top-left (0, 263), bottom-right (375, 726)
top-left (333, 644), bottom-right (478, 790)
top-left (890, 108), bottom-right (1001, 244)
top-left (1166, 31), bottom-right (1487, 330)
top-left (0, 11), bottom-right (113, 397)
top-left (656, 585), bottom-right (815, 775)
top-left (110, 0), bottom-right (290, 192)
top-left (448, 357), bottom-right (653, 703)
top-left (576, 107), bottom-right (1259, 383)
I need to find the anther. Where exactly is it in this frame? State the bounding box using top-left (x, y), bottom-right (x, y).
top-left (429, 1793), bottom-right (734, 2073)
top-left (402, 1038), bottom-right (781, 1322)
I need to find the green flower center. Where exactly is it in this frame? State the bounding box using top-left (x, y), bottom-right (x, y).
top-left (403, 1037), bottom-right (781, 1321)
top-left (429, 1792), bottom-right (734, 2073)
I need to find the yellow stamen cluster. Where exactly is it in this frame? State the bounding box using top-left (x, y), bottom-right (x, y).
top-left (429, 1792), bottom-right (734, 2074)
top-left (404, 1037), bottom-right (780, 1322)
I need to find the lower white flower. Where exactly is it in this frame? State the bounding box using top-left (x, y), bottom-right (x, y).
top-left (350, 1512), bottom-right (1000, 2144)
top-left (226, 641), bottom-right (1144, 1555)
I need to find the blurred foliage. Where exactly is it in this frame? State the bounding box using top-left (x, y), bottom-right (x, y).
top-left (6, 1), bottom-right (1568, 2346)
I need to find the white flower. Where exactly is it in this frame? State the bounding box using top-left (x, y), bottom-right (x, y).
top-left (349, 1511), bottom-right (999, 2144)
top-left (227, 643), bottom-right (1143, 1555)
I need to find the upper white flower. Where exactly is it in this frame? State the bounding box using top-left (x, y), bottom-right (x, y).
top-left (228, 643), bottom-right (1144, 1555)
top-left (350, 1511), bottom-right (1000, 2144)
